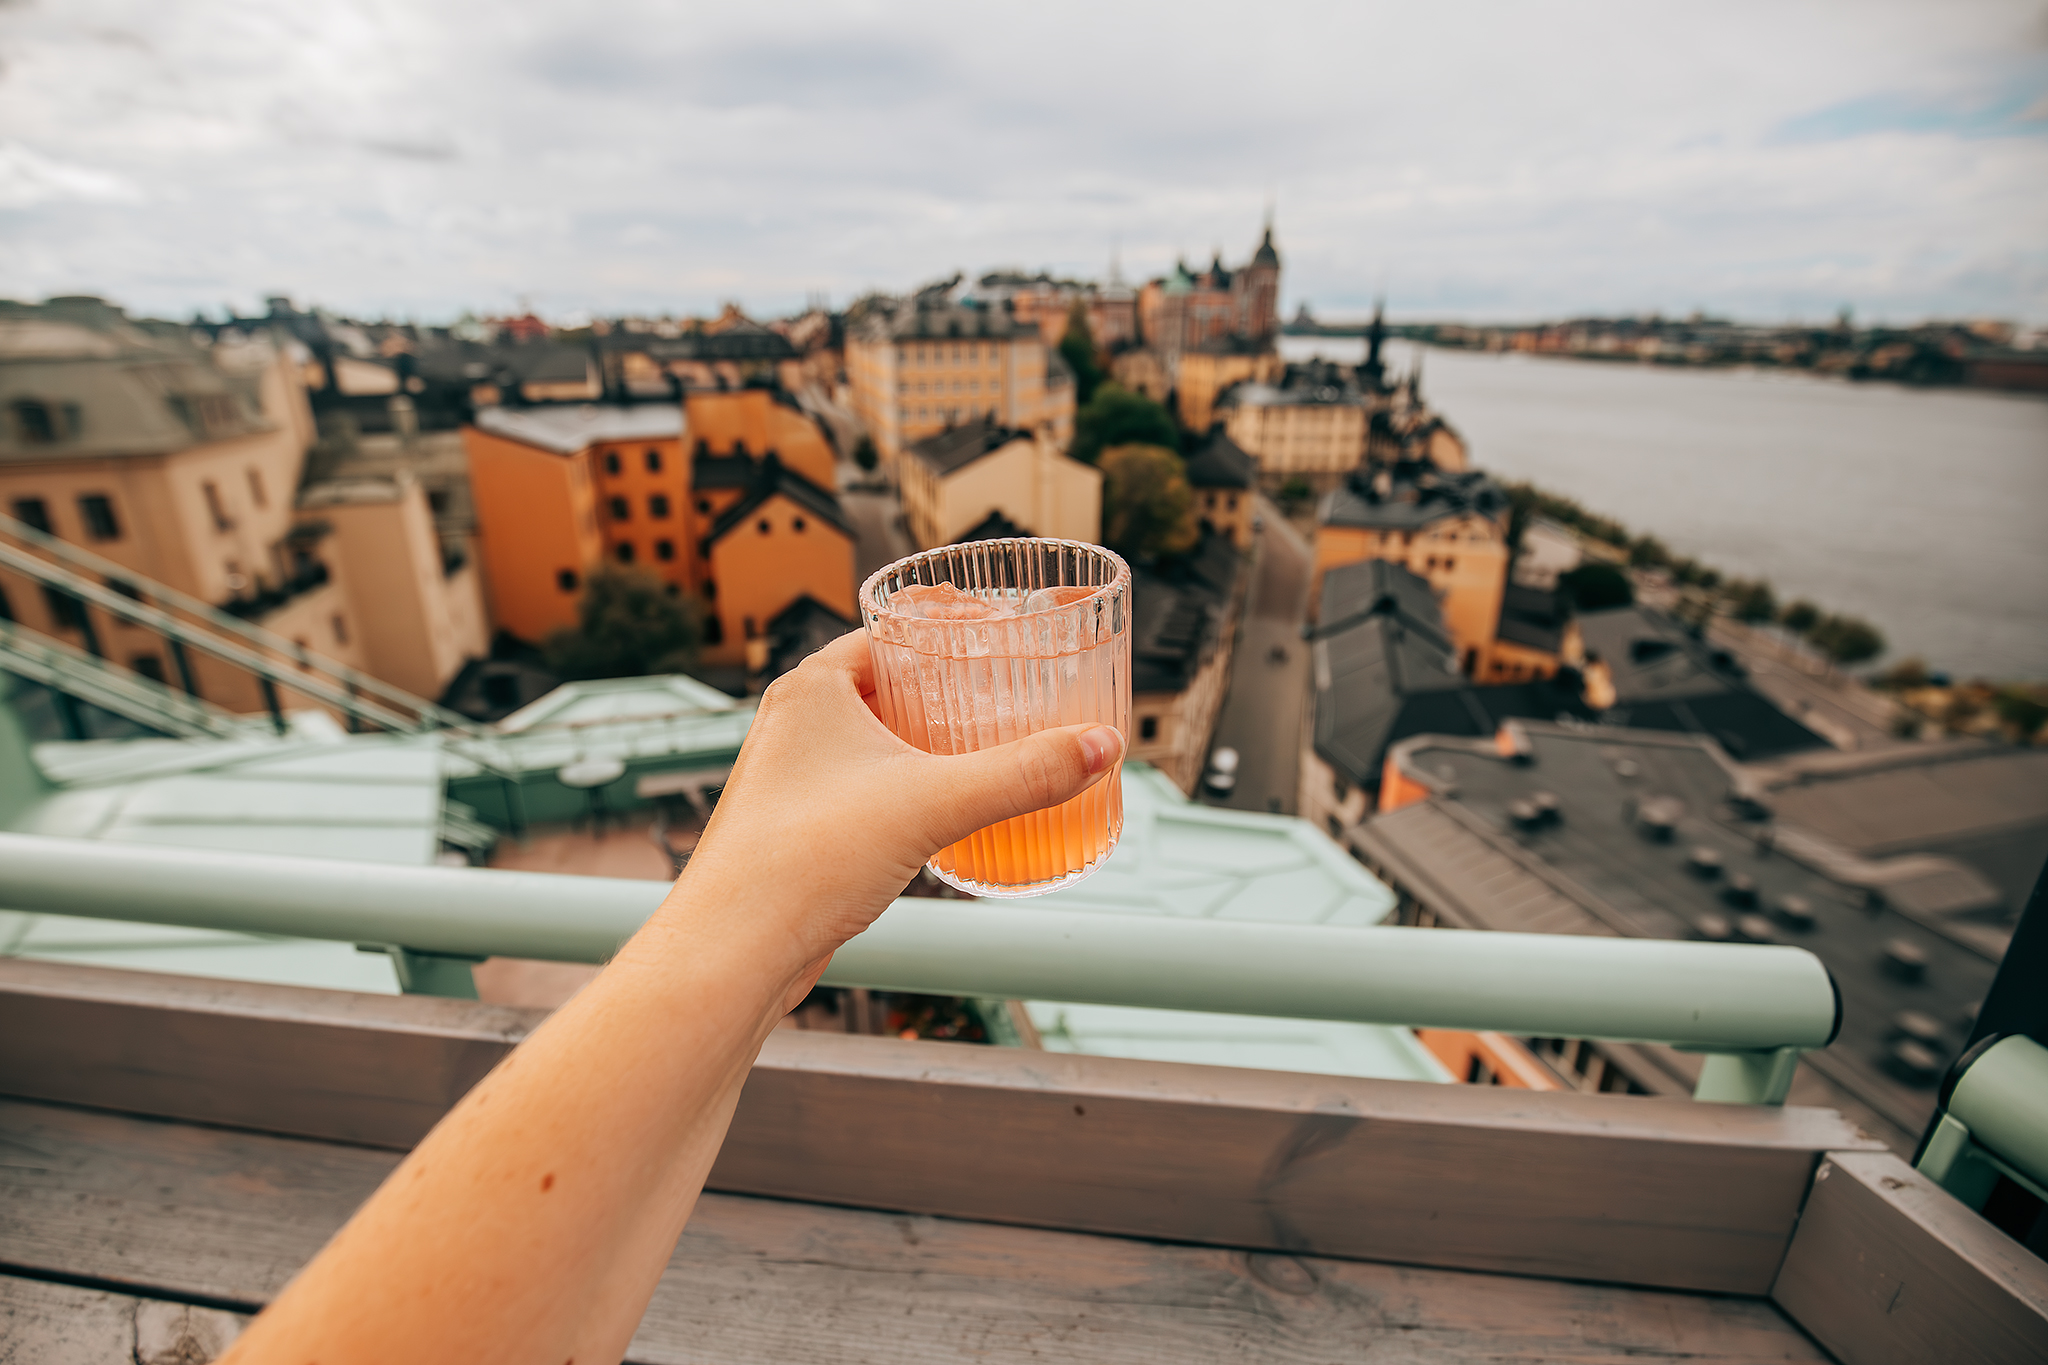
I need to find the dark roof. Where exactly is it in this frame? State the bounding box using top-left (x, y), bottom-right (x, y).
top-left (766, 594), bottom-right (857, 682)
top-left (858, 300), bottom-right (1028, 343)
top-left (1319, 467), bottom-right (1508, 533)
top-left (1355, 722), bottom-right (2009, 1145)
top-left (1579, 605), bottom-right (1827, 761)
top-left (1311, 561), bottom-right (1593, 788)
top-left (1181, 430), bottom-right (1256, 489)
top-left (702, 454), bottom-right (851, 547)
top-left (1250, 224), bottom-right (1280, 269)
top-left (952, 509), bottom-right (1033, 543)
top-left (1496, 582), bottom-right (1571, 654)
top-left (638, 331), bottom-right (797, 363)
top-left (691, 451), bottom-right (754, 490)
top-left (1130, 533), bottom-right (1240, 695)
top-left (1759, 742), bottom-right (2048, 914)
top-left (904, 416), bottom-right (1030, 477)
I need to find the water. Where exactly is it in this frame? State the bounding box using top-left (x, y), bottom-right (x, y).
top-left (1281, 336), bottom-right (2048, 679)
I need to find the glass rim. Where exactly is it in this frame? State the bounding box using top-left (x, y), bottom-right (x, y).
top-left (860, 536), bottom-right (1132, 622)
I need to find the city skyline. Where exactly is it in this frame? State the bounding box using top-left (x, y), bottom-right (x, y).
top-left (2, 0), bottom-right (2045, 325)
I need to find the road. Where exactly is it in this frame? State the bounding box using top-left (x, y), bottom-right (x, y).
top-left (1205, 495), bottom-right (1313, 815)
top-left (842, 489), bottom-right (914, 584)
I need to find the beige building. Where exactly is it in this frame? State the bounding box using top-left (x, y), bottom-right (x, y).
top-left (1127, 538), bottom-right (1244, 794)
top-left (1218, 363), bottom-right (1371, 489)
top-left (1107, 349), bottom-right (1170, 405)
top-left (898, 418), bottom-right (1101, 550)
top-left (1311, 468), bottom-right (1513, 675)
top-left (845, 300), bottom-right (1074, 462)
top-left (1175, 342), bottom-right (1281, 435)
top-left (0, 296), bottom-right (483, 719)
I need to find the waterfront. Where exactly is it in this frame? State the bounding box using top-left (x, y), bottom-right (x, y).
top-left (1281, 337), bottom-right (2048, 680)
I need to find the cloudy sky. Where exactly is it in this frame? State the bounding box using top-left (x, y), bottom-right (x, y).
top-left (2, 0), bottom-right (2045, 325)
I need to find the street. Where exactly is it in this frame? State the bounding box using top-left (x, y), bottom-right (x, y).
top-left (1205, 494), bottom-right (1313, 815)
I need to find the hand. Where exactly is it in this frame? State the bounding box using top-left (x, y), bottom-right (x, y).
top-left (661, 631), bottom-right (1123, 1006)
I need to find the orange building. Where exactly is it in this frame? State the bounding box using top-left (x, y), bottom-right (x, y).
top-left (463, 390), bottom-right (853, 669)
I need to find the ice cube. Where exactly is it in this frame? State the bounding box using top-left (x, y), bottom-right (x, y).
top-left (889, 582), bottom-right (1001, 620)
top-left (1020, 584), bottom-right (1099, 615)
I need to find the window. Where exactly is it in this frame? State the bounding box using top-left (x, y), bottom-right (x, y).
top-left (332, 613), bottom-right (349, 644)
top-left (1139, 716), bottom-right (1159, 741)
top-left (11, 497), bottom-right (51, 534)
top-left (656, 538), bottom-right (675, 561)
top-left (0, 586), bottom-right (11, 621)
top-left (703, 579), bottom-right (717, 600)
top-left (557, 569), bottom-right (579, 593)
top-left (78, 494), bottom-right (120, 541)
top-left (42, 586), bottom-right (87, 631)
top-left (10, 399), bottom-right (56, 444)
top-left (703, 613), bottom-right (724, 644)
top-left (108, 578), bottom-right (144, 602)
top-left (609, 496), bottom-right (630, 521)
top-left (756, 518), bottom-right (770, 535)
top-left (694, 498), bottom-right (711, 515)
top-left (1328, 815), bottom-right (1343, 838)
top-left (604, 451), bottom-right (621, 475)
top-left (247, 469), bottom-right (268, 508)
top-left (792, 516), bottom-right (806, 533)
top-left (649, 494), bottom-right (670, 519)
top-left (1333, 775), bottom-right (1350, 803)
top-left (616, 542), bottom-right (635, 564)
top-left (132, 655), bottom-right (166, 684)
top-left (202, 481), bottom-right (233, 531)
top-left (644, 448), bottom-right (663, 472)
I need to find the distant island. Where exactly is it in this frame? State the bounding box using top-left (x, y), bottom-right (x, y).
top-left (1284, 305), bottom-right (2048, 392)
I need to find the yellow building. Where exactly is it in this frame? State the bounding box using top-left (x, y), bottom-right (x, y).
top-left (845, 301), bottom-right (1074, 463)
top-left (1175, 341), bottom-right (1281, 435)
top-left (1218, 362), bottom-right (1371, 489)
top-left (1180, 429), bottom-right (1259, 549)
top-left (0, 296), bottom-right (483, 716)
top-left (1311, 469), bottom-right (1512, 675)
top-left (897, 418), bottom-right (1101, 550)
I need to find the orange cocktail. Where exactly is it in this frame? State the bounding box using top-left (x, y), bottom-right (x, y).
top-left (862, 538), bottom-right (1131, 897)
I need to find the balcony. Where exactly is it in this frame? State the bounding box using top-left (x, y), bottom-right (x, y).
top-left (217, 556), bottom-right (331, 620)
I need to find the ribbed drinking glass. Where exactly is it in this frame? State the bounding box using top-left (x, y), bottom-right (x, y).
top-left (862, 537), bottom-right (1131, 897)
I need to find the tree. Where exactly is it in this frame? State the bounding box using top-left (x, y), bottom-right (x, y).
top-left (1277, 475), bottom-right (1315, 505)
top-left (1070, 383), bottom-right (1178, 466)
top-left (544, 567), bottom-right (701, 680)
top-left (1725, 578), bottom-right (1777, 624)
top-left (852, 435), bottom-right (879, 473)
top-left (1780, 599), bottom-right (1821, 634)
top-left (1628, 535), bottom-right (1670, 569)
top-left (1099, 444), bottom-right (1197, 561)
top-left (1559, 562), bottom-right (1634, 611)
top-left (1058, 300), bottom-right (1106, 406)
top-left (1808, 614), bottom-right (1885, 666)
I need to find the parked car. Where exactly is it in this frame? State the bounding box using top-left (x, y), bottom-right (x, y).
top-left (1203, 746), bottom-right (1240, 795)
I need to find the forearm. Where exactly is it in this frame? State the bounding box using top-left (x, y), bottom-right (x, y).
top-left (223, 872), bottom-right (804, 1364)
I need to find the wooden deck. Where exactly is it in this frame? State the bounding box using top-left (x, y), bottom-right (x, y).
top-left (2, 959), bottom-right (2042, 1364)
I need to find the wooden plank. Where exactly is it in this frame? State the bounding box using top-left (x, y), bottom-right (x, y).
top-left (0, 1274), bottom-right (246, 1364)
top-left (0, 1099), bottom-right (1828, 1365)
top-left (1771, 1151), bottom-right (2048, 1365)
top-left (0, 958), bottom-right (1883, 1293)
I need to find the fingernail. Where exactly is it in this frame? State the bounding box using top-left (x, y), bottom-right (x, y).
top-left (1079, 725), bottom-right (1121, 775)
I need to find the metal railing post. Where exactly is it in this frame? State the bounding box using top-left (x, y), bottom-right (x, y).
top-left (1691, 1047), bottom-right (1802, 1105)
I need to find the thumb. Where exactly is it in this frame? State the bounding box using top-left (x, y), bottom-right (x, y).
top-left (909, 723), bottom-right (1124, 854)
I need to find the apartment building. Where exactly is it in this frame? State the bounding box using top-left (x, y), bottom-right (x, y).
top-left (0, 297), bottom-right (483, 716)
top-left (1136, 224), bottom-right (1282, 372)
top-left (897, 418), bottom-right (1101, 550)
top-left (845, 299), bottom-right (1075, 462)
top-left (1218, 361), bottom-right (1372, 490)
top-left (463, 388), bottom-right (852, 667)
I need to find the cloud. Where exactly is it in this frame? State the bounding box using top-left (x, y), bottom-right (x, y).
top-left (0, 141), bottom-right (144, 209)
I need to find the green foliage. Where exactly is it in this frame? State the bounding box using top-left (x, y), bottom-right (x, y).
top-left (543, 567), bottom-right (701, 681)
top-left (1277, 475), bottom-right (1315, 505)
top-left (1099, 444), bottom-right (1198, 561)
top-left (1780, 599), bottom-right (1821, 633)
top-left (852, 435), bottom-right (878, 473)
top-left (1628, 535), bottom-right (1670, 568)
top-left (1724, 578), bottom-right (1777, 624)
top-left (1559, 561), bottom-right (1634, 610)
top-left (1071, 382), bottom-right (1178, 466)
top-left (1994, 687), bottom-right (2048, 739)
top-left (1058, 300), bottom-right (1106, 406)
top-left (1502, 481), bottom-right (1631, 551)
top-left (1808, 613), bottom-right (1885, 666)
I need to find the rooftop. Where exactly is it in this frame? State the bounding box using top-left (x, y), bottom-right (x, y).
top-left (1180, 428), bottom-right (1258, 489)
top-left (1319, 466), bottom-right (1509, 533)
top-left (902, 415), bottom-right (1032, 477)
top-left (1129, 532), bottom-right (1240, 695)
top-left (472, 402), bottom-right (682, 455)
top-left (1358, 720), bottom-right (2010, 1147)
top-left (701, 454), bottom-right (851, 547)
